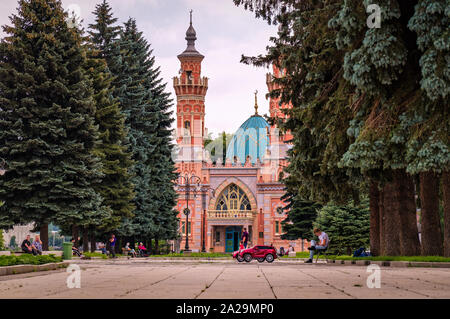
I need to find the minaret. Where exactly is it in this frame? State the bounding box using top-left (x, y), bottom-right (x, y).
top-left (174, 10), bottom-right (208, 156)
top-left (266, 64), bottom-right (292, 143)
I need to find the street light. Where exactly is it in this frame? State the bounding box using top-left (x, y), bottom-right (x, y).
top-left (177, 173), bottom-right (201, 253)
top-left (51, 230), bottom-right (58, 248)
top-left (200, 186), bottom-right (215, 252)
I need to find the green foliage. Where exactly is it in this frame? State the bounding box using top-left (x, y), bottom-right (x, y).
top-left (108, 18), bottom-right (178, 241)
top-left (0, 0), bottom-right (109, 231)
top-left (85, 33), bottom-right (135, 233)
top-left (9, 236), bottom-right (16, 249)
top-left (408, 0), bottom-right (450, 100)
top-left (0, 254), bottom-right (62, 267)
top-left (281, 194), bottom-right (321, 241)
top-left (314, 202), bottom-right (370, 255)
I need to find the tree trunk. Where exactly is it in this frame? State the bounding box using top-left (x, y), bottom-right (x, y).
top-left (90, 228), bottom-right (96, 253)
top-left (419, 172), bottom-right (443, 255)
top-left (72, 225), bottom-right (79, 246)
top-left (383, 180), bottom-right (401, 256)
top-left (148, 239), bottom-right (153, 255)
top-left (82, 226), bottom-right (89, 252)
top-left (155, 237), bottom-right (160, 255)
top-left (369, 182), bottom-right (380, 256)
top-left (378, 187), bottom-right (386, 255)
top-left (394, 170), bottom-right (421, 256)
top-left (442, 171), bottom-right (450, 257)
top-left (352, 189), bottom-right (360, 207)
top-left (40, 223), bottom-right (49, 251)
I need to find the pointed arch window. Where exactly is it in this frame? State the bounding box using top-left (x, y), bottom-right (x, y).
top-left (216, 184), bottom-right (251, 211)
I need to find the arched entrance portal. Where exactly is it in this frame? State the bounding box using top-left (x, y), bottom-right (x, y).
top-left (209, 183), bottom-right (255, 252)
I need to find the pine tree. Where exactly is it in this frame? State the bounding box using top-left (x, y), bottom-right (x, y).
top-left (314, 202), bottom-right (371, 255)
top-left (112, 19), bottom-right (178, 245)
top-left (85, 46), bottom-right (135, 234)
top-left (280, 191), bottom-right (322, 241)
top-left (235, 0), bottom-right (448, 256)
top-left (0, 0), bottom-right (109, 239)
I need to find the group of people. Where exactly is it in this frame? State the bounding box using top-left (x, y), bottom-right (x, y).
top-left (21, 234), bottom-right (43, 255)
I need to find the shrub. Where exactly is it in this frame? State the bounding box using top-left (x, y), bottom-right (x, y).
top-left (0, 254), bottom-right (62, 267)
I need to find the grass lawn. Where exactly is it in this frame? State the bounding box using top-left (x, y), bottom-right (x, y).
top-left (150, 252), bottom-right (232, 258)
top-left (0, 254), bottom-right (63, 267)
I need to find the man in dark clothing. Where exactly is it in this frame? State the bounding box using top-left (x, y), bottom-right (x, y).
top-left (21, 235), bottom-right (38, 255)
top-left (109, 234), bottom-right (116, 258)
top-left (242, 228), bottom-right (249, 248)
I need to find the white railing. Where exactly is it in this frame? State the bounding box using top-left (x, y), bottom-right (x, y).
top-left (208, 210), bottom-right (256, 219)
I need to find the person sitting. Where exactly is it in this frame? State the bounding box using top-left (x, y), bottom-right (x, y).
top-left (305, 228), bottom-right (329, 263)
top-left (70, 237), bottom-right (82, 257)
top-left (21, 235), bottom-right (38, 255)
top-left (138, 242), bottom-right (147, 256)
top-left (98, 242), bottom-right (107, 255)
top-left (33, 235), bottom-right (43, 255)
top-left (125, 242), bottom-right (137, 258)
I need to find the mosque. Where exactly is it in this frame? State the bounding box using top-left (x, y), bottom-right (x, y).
top-left (173, 15), bottom-right (305, 253)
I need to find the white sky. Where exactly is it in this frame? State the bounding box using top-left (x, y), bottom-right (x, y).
top-left (0, 0), bottom-right (277, 138)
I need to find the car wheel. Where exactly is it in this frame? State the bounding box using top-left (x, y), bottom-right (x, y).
top-left (265, 254), bottom-right (274, 263)
top-left (257, 258), bottom-right (265, 263)
top-left (236, 255), bottom-right (244, 262)
top-left (244, 253), bottom-right (253, 262)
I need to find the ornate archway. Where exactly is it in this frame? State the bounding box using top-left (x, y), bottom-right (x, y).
top-left (208, 177), bottom-right (257, 213)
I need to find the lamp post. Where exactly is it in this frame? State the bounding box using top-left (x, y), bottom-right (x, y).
top-left (200, 186), bottom-right (215, 253)
top-left (51, 230), bottom-right (57, 248)
top-left (178, 173), bottom-right (201, 253)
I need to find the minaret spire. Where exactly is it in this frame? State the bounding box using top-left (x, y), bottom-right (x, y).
top-left (254, 90), bottom-right (259, 115)
top-left (178, 9), bottom-right (203, 58)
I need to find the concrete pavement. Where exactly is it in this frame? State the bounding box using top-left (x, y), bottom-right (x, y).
top-left (0, 259), bottom-right (449, 299)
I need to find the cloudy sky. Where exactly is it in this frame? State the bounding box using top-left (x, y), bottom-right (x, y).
top-left (0, 0), bottom-right (277, 138)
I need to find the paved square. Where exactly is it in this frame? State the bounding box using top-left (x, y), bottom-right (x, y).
top-left (1, 260), bottom-right (449, 299)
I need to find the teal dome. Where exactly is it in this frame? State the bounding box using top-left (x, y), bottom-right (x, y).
top-left (226, 115), bottom-right (270, 165)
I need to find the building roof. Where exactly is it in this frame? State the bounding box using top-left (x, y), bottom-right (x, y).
top-left (226, 115), bottom-right (270, 165)
top-left (178, 11), bottom-right (204, 59)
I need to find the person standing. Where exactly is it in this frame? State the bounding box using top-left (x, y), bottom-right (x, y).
top-left (109, 234), bottom-right (117, 258)
top-left (242, 228), bottom-right (249, 248)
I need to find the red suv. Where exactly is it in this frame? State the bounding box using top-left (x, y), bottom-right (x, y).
top-left (233, 245), bottom-right (278, 263)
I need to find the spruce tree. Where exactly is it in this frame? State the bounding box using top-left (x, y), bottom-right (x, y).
top-left (0, 0), bottom-right (109, 239)
top-left (235, 0), bottom-right (448, 256)
top-left (85, 46), bottom-right (135, 236)
top-left (112, 19), bottom-right (178, 245)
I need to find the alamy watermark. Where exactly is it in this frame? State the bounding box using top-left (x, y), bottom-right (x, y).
top-left (367, 4), bottom-right (381, 29)
top-left (366, 264), bottom-right (381, 288)
top-left (66, 264), bottom-right (81, 289)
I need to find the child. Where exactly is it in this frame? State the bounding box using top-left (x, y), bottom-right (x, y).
top-left (239, 241), bottom-right (244, 251)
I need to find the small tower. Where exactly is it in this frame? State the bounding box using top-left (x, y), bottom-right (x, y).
top-left (174, 10), bottom-right (208, 151)
top-left (266, 64), bottom-right (292, 143)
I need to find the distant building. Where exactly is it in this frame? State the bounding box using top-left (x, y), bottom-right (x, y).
top-left (2, 223), bottom-right (37, 249)
top-left (173, 15), bottom-right (302, 253)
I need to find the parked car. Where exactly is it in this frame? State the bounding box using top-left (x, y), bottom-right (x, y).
top-left (233, 245), bottom-right (278, 263)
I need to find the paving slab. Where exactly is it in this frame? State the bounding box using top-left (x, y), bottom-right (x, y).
top-left (1, 260), bottom-right (450, 299)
